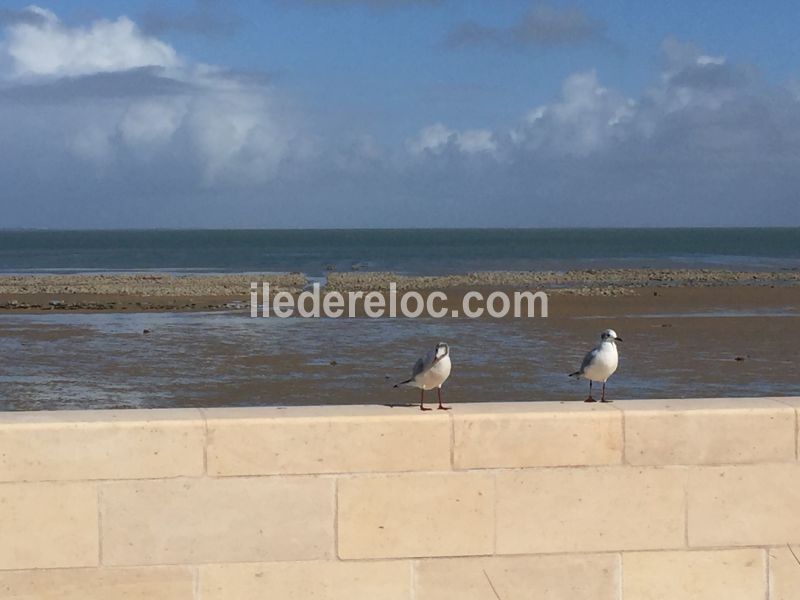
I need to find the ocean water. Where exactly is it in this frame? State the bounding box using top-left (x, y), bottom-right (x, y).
top-left (1, 228), bottom-right (799, 275)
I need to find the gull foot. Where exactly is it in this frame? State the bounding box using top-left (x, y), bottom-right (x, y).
top-left (584, 397), bottom-right (597, 403)
top-left (437, 405), bottom-right (452, 410)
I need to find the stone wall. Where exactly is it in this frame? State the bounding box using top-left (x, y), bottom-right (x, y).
top-left (1, 398), bottom-right (799, 599)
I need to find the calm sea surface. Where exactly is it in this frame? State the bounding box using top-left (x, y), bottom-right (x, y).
top-left (1, 228), bottom-right (799, 275)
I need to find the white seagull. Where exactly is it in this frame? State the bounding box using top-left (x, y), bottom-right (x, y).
top-left (394, 342), bottom-right (452, 411)
top-left (569, 329), bottom-right (622, 403)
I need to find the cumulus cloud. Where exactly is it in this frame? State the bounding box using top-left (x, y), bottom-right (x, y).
top-left (118, 97), bottom-right (187, 147)
top-left (413, 38), bottom-right (796, 162)
top-left (4, 7), bottom-right (179, 78)
top-left (510, 70), bottom-right (634, 156)
top-left (446, 3), bottom-right (606, 49)
top-left (0, 6), bottom-right (306, 188)
top-left (0, 7), bottom-right (798, 228)
top-left (408, 70), bottom-right (634, 159)
top-left (406, 123), bottom-right (498, 156)
top-left (181, 85), bottom-right (304, 183)
top-left (400, 38), bottom-right (800, 226)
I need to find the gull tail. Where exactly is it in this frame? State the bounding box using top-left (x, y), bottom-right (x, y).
top-left (568, 371), bottom-right (581, 378)
top-left (393, 378), bottom-right (413, 388)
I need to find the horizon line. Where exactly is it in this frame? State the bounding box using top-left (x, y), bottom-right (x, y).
top-left (2, 226), bottom-right (800, 233)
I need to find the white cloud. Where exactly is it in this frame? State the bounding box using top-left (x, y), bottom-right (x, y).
top-left (1, 9), bottom-right (799, 228)
top-left (104, 76), bottom-right (302, 184)
top-left (5, 6), bottom-right (179, 78)
top-left (646, 39), bottom-right (742, 114)
top-left (407, 122), bottom-right (497, 156)
top-left (410, 38), bottom-right (783, 163)
top-left (0, 6), bottom-right (306, 185)
top-left (414, 70), bottom-right (633, 158)
top-left (513, 70), bottom-right (634, 155)
top-left (184, 88), bottom-right (298, 183)
top-left (457, 128), bottom-right (497, 154)
top-left (119, 98), bottom-right (187, 147)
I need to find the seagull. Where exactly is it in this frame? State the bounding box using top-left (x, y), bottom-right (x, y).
top-left (394, 342), bottom-right (452, 411)
top-left (569, 329), bottom-right (622, 403)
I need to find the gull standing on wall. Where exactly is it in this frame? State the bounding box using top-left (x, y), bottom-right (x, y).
top-left (394, 342), bottom-right (452, 411)
top-left (569, 329), bottom-right (622, 402)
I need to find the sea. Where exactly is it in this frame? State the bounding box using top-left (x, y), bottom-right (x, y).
top-left (1, 228), bottom-right (799, 275)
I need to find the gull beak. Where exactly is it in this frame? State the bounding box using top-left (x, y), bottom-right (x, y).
top-left (615, 337), bottom-right (623, 342)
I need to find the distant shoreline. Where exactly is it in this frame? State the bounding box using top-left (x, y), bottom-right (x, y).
top-left (1, 269), bottom-right (799, 313)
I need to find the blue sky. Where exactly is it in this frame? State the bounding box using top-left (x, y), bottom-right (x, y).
top-left (1, 1), bottom-right (800, 227)
top-left (37, 0), bottom-right (800, 138)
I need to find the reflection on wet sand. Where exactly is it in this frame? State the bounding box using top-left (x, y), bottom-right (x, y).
top-left (1, 285), bottom-right (798, 411)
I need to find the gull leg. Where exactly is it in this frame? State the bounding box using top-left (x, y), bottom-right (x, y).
top-left (584, 380), bottom-right (596, 403)
top-left (420, 388), bottom-right (431, 411)
top-left (600, 381), bottom-right (612, 403)
top-left (437, 387), bottom-right (451, 410)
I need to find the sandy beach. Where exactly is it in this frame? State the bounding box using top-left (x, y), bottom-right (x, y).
top-left (1, 289), bottom-right (797, 411)
top-left (1, 268), bottom-right (798, 410)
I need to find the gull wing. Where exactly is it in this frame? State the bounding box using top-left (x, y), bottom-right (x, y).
top-left (411, 357), bottom-right (426, 378)
top-left (412, 347), bottom-right (436, 378)
top-left (579, 346), bottom-right (600, 374)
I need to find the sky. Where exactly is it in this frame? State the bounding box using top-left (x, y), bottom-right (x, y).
top-left (1, 0), bottom-right (800, 228)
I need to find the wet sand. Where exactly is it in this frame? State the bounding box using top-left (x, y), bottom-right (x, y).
top-left (0, 271), bottom-right (798, 410)
top-left (0, 309), bottom-right (797, 411)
